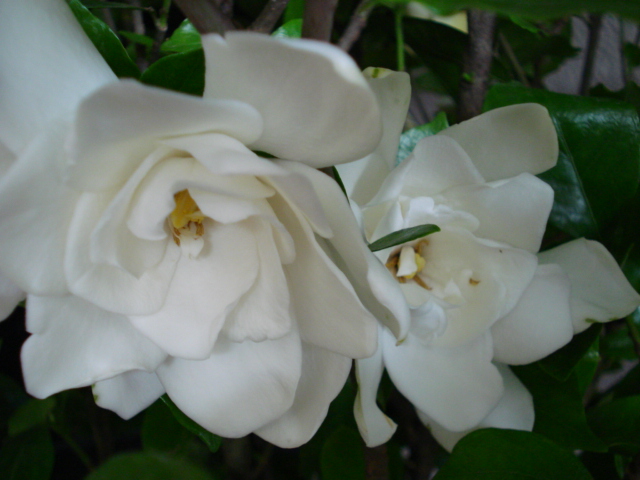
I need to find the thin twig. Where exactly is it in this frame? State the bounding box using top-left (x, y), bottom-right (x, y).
top-left (498, 31), bottom-right (530, 87)
top-left (579, 14), bottom-right (603, 96)
top-left (338, 0), bottom-right (375, 51)
top-left (173, 0), bottom-right (235, 34)
top-left (250, 0), bottom-right (290, 33)
top-left (302, 0), bottom-right (338, 41)
top-left (458, 9), bottom-right (497, 121)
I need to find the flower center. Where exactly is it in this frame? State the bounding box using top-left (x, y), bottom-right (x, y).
top-left (168, 189), bottom-right (205, 258)
top-left (386, 240), bottom-right (430, 290)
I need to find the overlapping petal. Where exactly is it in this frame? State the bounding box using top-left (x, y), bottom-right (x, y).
top-left (203, 33), bottom-right (381, 167)
top-left (93, 370), bottom-right (165, 420)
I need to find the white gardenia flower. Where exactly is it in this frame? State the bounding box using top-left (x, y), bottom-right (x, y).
top-left (0, 0), bottom-right (411, 447)
top-left (338, 69), bottom-right (640, 450)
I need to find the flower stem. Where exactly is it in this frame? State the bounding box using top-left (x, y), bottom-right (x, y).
top-left (395, 9), bottom-right (405, 72)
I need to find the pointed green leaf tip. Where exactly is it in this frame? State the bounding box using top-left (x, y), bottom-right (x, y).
top-left (368, 224), bottom-right (440, 252)
top-left (160, 395), bottom-right (222, 453)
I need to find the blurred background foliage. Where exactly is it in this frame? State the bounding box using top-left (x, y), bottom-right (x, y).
top-left (2, 0), bottom-right (640, 478)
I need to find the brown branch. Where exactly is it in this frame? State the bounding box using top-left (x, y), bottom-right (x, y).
top-left (458, 9), bottom-right (497, 121)
top-left (173, 0), bottom-right (235, 35)
top-left (338, 0), bottom-right (375, 51)
top-left (302, 0), bottom-right (338, 42)
top-left (250, 0), bottom-right (291, 33)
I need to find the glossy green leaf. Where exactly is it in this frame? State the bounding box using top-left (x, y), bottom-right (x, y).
top-left (331, 167), bottom-right (349, 199)
top-left (539, 325), bottom-right (602, 382)
top-left (283, 0), bottom-right (305, 21)
top-left (160, 395), bottom-right (222, 453)
top-left (67, 0), bottom-right (140, 79)
top-left (161, 19), bottom-right (202, 54)
top-left (485, 84), bottom-right (640, 239)
top-left (573, 338), bottom-right (601, 395)
top-left (0, 428), bottom-right (54, 480)
top-left (142, 400), bottom-right (194, 454)
top-left (396, 112), bottom-right (449, 164)
top-left (433, 429), bottom-right (592, 480)
top-left (512, 364), bottom-right (607, 452)
top-left (320, 426), bottom-right (365, 480)
top-left (272, 19), bottom-right (303, 38)
top-left (85, 452), bottom-right (215, 480)
top-left (141, 49), bottom-right (205, 96)
top-left (588, 395), bottom-right (640, 455)
top-left (119, 31), bottom-right (154, 48)
top-left (8, 397), bottom-right (56, 436)
top-left (82, 1), bottom-right (149, 10)
top-left (415, 0), bottom-right (640, 22)
top-left (368, 224), bottom-right (440, 252)
top-left (404, 18), bottom-right (466, 99)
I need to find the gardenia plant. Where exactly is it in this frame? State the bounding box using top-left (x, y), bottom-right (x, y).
top-left (0, 0), bottom-right (411, 448)
top-left (339, 69), bottom-right (640, 450)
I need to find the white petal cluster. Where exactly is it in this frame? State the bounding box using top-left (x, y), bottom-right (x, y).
top-left (339, 69), bottom-right (640, 450)
top-left (0, 0), bottom-right (411, 447)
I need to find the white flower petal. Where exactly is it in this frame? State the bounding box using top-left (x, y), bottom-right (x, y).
top-left (0, 121), bottom-right (77, 295)
top-left (222, 218), bottom-right (291, 343)
top-left (279, 161), bottom-right (410, 340)
top-left (157, 330), bottom-right (302, 439)
top-left (354, 332), bottom-right (398, 447)
top-left (66, 81), bottom-right (263, 191)
top-left (539, 239), bottom-right (640, 333)
top-left (0, 271), bottom-right (24, 322)
top-left (65, 191), bottom-right (181, 316)
top-left (22, 295), bottom-right (167, 399)
top-left (256, 343), bottom-right (352, 448)
top-left (424, 229), bottom-right (538, 348)
top-left (130, 220), bottom-right (259, 359)
top-left (202, 33), bottom-right (381, 167)
top-left (0, 140), bottom-right (16, 177)
top-left (338, 69), bottom-right (411, 205)
top-left (0, 0), bottom-right (115, 153)
top-left (492, 264), bottom-right (574, 365)
top-left (270, 192), bottom-right (378, 359)
top-left (368, 135), bottom-right (484, 207)
top-left (439, 104), bottom-right (558, 182)
top-left (443, 173), bottom-right (554, 253)
top-left (382, 330), bottom-right (503, 431)
top-left (93, 370), bottom-right (165, 420)
top-left (419, 364), bottom-right (533, 451)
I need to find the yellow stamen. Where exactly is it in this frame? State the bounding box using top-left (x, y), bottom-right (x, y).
top-left (169, 189), bottom-right (205, 245)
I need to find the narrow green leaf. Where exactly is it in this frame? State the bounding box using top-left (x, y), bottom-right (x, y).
top-left (85, 452), bottom-right (215, 480)
top-left (8, 397), bottom-right (56, 436)
top-left (539, 325), bottom-right (602, 382)
top-left (0, 428), bottom-right (54, 480)
top-left (433, 429), bottom-right (592, 480)
top-left (331, 167), bottom-right (349, 200)
top-left (119, 31), bottom-right (154, 48)
top-left (160, 395), bottom-right (222, 453)
top-left (413, 0), bottom-right (640, 22)
top-left (320, 426), bottom-right (365, 480)
top-left (368, 224), bottom-right (440, 252)
top-left (284, 0), bottom-right (305, 21)
top-left (512, 364), bottom-right (607, 452)
top-left (272, 19), bottom-right (303, 38)
top-left (67, 0), bottom-right (140, 79)
top-left (588, 395), bottom-right (640, 455)
top-left (82, 1), bottom-right (149, 10)
top-left (161, 19), bottom-right (202, 54)
top-left (396, 111), bottom-right (449, 164)
top-left (485, 84), bottom-right (640, 239)
top-left (141, 49), bottom-right (205, 96)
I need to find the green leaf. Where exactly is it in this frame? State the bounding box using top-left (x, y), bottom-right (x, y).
top-left (0, 428), bottom-right (54, 480)
top-left (433, 429), bottom-right (592, 480)
top-left (85, 452), bottom-right (215, 480)
top-left (272, 19), bottom-right (303, 38)
top-left (161, 19), bottom-right (202, 54)
top-left (160, 395), bottom-right (222, 453)
top-left (82, 1), bottom-right (150, 10)
top-left (67, 0), bottom-right (140, 79)
top-left (588, 395), bottom-right (640, 455)
top-left (611, 362), bottom-right (640, 399)
top-left (396, 111), bottom-right (449, 164)
top-left (284, 0), bottom-right (305, 21)
top-left (119, 31), bottom-right (154, 48)
top-left (8, 397), bottom-right (56, 436)
top-left (320, 426), bottom-right (365, 480)
top-left (512, 364), bottom-right (607, 452)
top-left (331, 167), bottom-right (349, 199)
top-left (414, 0), bottom-right (640, 22)
top-left (485, 83), bottom-right (640, 239)
top-left (368, 224), bottom-right (440, 252)
top-left (141, 49), bottom-right (205, 96)
top-left (142, 400), bottom-right (194, 454)
top-left (538, 325), bottom-right (602, 382)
